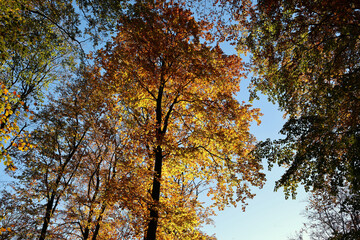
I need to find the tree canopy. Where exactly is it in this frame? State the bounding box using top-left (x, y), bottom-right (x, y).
top-left (0, 0), bottom-right (80, 166)
top-left (1, 0), bottom-right (265, 239)
top-left (89, 1), bottom-right (264, 238)
top-left (1, 0), bottom-right (359, 239)
top-left (243, 0), bottom-right (360, 199)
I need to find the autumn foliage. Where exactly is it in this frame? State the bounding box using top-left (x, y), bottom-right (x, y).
top-left (0, 0), bottom-right (265, 239)
top-left (3, 0), bottom-right (357, 239)
top-left (87, 1), bottom-right (264, 238)
top-left (0, 0), bottom-right (76, 167)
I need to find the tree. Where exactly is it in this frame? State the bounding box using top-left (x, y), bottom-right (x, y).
top-left (289, 184), bottom-right (360, 240)
top-left (0, 188), bottom-right (42, 239)
top-left (0, 0), bottom-right (253, 168)
top-left (0, 0), bottom-right (80, 165)
top-left (0, 76), bottom-right (108, 239)
top-left (0, 75), bottom-right (142, 239)
top-left (243, 0), bottom-right (360, 199)
top-left (58, 105), bottom-right (142, 240)
top-left (89, 1), bottom-right (265, 239)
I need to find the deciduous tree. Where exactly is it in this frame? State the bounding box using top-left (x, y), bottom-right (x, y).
top-left (243, 0), bottom-right (360, 200)
top-left (0, 77), bottom-right (108, 239)
top-left (0, 188), bottom-right (42, 239)
top-left (90, 1), bottom-right (264, 238)
top-left (58, 107), bottom-right (142, 240)
top-left (0, 0), bottom-right (79, 165)
top-left (289, 184), bottom-right (360, 240)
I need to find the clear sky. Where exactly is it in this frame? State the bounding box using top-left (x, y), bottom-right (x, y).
top-left (200, 43), bottom-right (311, 240)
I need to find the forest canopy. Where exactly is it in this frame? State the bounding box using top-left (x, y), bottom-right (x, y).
top-left (0, 0), bottom-right (359, 239)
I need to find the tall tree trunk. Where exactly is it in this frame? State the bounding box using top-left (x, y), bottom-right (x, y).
top-left (39, 194), bottom-right (55, 240)
top-left (145, 145), bottom-right (163, 240)
top-left (144, 69), bottom-right (165, 240)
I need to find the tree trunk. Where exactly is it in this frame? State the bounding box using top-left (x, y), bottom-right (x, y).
top-left (83, 226), bottom-right (90, 240)
top-left (144, 71), bottom-right (165, 240)
top-left (39, 195), bottom-right (55, 240)
top-left (144, 145), bottom-right (163, 240)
